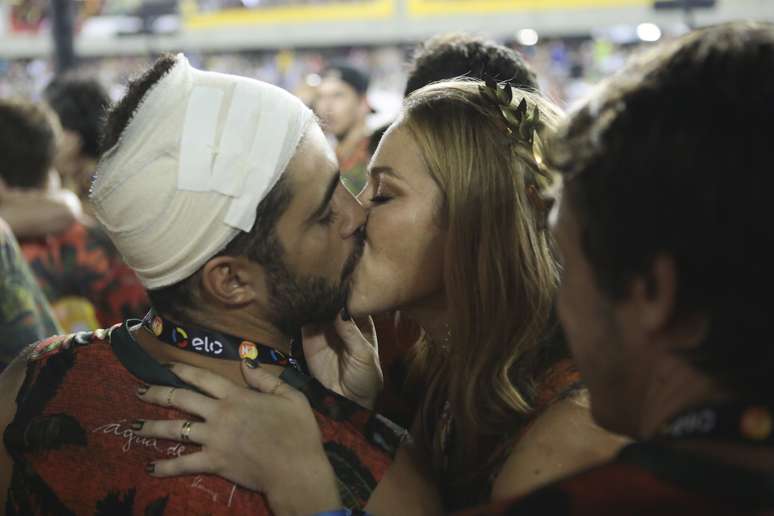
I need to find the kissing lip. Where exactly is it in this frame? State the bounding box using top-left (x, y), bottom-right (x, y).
top-left (340, 229), bottom-right (367, 313)
top-left (340, 225), bottom-right (367, 285)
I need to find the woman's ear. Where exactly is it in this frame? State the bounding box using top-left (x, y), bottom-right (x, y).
top-left (200, 255), bottom-right (259, 307)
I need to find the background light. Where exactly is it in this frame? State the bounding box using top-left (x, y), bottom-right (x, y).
top-left (637, 23), bottom-right (662, 42)
top-left (518, 28), bottom-right (539, 46)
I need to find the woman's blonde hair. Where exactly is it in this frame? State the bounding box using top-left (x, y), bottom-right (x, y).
top-left (402, 79), bottom-right (565, 506)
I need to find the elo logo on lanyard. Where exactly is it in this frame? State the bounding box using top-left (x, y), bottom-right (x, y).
top-left (192, 337), bottom-right (224, 355)
top-left (141, 308), bottom-right (301, 371)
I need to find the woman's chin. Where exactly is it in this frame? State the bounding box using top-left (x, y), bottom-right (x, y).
top-left (346, 271), bottom-right (394, 318)
top-left (346, 282), bottom-right (374, 318)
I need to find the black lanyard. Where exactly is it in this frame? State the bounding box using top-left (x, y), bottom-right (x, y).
top-left (141, 309), bottom-right (301, 371)
top-left (657, 403), bottom-right (774, 446)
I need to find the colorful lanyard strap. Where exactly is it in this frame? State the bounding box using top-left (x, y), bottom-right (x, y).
top-left (657, 403), bottom-right (774, 446)
top-left (141, 309), bottom-right (301, 372)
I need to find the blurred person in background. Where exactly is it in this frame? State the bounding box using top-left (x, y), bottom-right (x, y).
top-left (370, 33), bottom-right (540, 157)
top-left (44, 74), bottom-right (112, 216)
top-left (405, 33), bottom-right (539, 96)
top-left (135, 21), bottom-right (774, 516)
top-left (316, 62), bottom-right (373, 195)
top-left (134, 79), bottom-right (625, 514)
top-left (0, 178), bottom-right (81, 240)
top-left (0, 217), bottom-right (60, 372)
top-left (0, 98), bottom-right (148, 333)
top-left (294, 73), bottom-right (322, 108)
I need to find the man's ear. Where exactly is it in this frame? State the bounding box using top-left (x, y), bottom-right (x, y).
top-left (629, 254), bottom-right (708, 351)
top-left (628, 254), bottom-right (678, 334)
top-left (200, 255), bottom-right (259, 307)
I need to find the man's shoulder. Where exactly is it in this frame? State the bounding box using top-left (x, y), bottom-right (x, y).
top-left (13, 328), bottom-right (119, 387)
top-left (26, 327), bottom-right (114, 363)
top-left (464, 443), bottom-right (774, 516)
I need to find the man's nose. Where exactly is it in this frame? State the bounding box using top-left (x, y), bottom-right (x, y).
top-left (357, 180), bottom-right (374, 208)
top-left (338, 189), bottom-right (367, 239)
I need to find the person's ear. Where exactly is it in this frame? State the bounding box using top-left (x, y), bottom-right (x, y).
top-left (358, 97), bottom-right (370, 118)
top-left (628, 254), bottom-right (678, 334)
top-left (630, 254), bottom-right (708, 351)
top-left (200, 256), bottom-right (258, 307)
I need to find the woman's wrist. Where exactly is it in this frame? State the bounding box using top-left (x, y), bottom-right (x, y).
top-left (267, 452), bottom-right (342, 516)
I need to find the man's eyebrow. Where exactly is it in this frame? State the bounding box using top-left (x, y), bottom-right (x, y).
top-left (308, 171), bottom-right (341, 222)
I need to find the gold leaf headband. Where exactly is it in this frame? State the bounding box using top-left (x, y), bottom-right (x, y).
top-left (479, 79), bottom-right (554, 229)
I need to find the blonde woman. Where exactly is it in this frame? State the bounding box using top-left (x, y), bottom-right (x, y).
top-left (133, 80), bottom-right (625, 514)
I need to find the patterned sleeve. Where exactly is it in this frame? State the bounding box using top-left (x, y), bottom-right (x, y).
top-left (0, 219), bottom-right (60, 371)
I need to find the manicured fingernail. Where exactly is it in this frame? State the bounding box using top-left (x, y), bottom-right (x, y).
top-left (131, 420), bottom-right (145, 431)
top-left (145, 463), bottom-right (155, 473)
top-left (243, 358), bottom-right (260, 369)
top-left (137, 384), bottom-right (149, 395)
top-left (341, 308), bottom-right (351, 322)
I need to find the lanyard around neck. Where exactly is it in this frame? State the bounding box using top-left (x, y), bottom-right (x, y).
top-left (141, 309), bottom-right (301, 371)
top-left (657, 402), bottom-right (774, 446)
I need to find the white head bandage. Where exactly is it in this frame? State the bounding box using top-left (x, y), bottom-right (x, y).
top-left (91, 54), bottom-right (314, 289)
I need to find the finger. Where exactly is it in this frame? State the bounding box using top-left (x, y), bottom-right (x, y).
top-left (147, 451), bottom-right (216, 478)
top-left (137, 385), bottom-right (217, 419)
top-left (133, 419), bottom-right (209, 446)
top-left (354, 315), bottom-right (378, 350)
top-left (166, 362), bottom-right (238, 399)
top-left (334, 311), bottom-right (375, 354)
top-left (240, 361), bottom-right (298, 399)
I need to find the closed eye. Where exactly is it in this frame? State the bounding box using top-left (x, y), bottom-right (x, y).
top-left (370, 195), bottom-right (392, 205)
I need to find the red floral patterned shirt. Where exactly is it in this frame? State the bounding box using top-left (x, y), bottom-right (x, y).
top-left (19, 222), bottom-right (149, 332)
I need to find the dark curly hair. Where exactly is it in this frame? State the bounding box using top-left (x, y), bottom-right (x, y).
top-left (405, 33), bottom-right (539, 96)
top-left (44, 75), bottom-right (111, 159)
top-left (549, 21), bottom-right (774, 399)
top-left (0, 99), bottom-right (58, 189)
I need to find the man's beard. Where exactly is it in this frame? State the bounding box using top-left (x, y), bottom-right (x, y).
top-left (265, 237), bottom-right (365, 336)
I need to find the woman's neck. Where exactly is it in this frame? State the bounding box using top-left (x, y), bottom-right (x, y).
top-left (404, 298), bottom-right (450, 348)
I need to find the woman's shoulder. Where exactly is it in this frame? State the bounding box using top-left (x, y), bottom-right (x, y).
top-left (491, 393), bottom-right (629, 501)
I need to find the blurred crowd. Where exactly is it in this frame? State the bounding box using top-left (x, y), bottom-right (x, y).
top-left (0, 36), bottom-right (641, 114)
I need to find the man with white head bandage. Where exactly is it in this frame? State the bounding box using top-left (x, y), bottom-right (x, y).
top-left (0, 54), bottom-right (404, 515)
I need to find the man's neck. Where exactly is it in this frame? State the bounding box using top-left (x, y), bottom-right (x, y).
top-left (636, 356), bottom-right (733, 440)
top-left (133, 325), bottom-right (287, 389)
top-left (637, 360), bottom-right (774, 473)
top-left (170, 309), bottom-right (292, 355)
